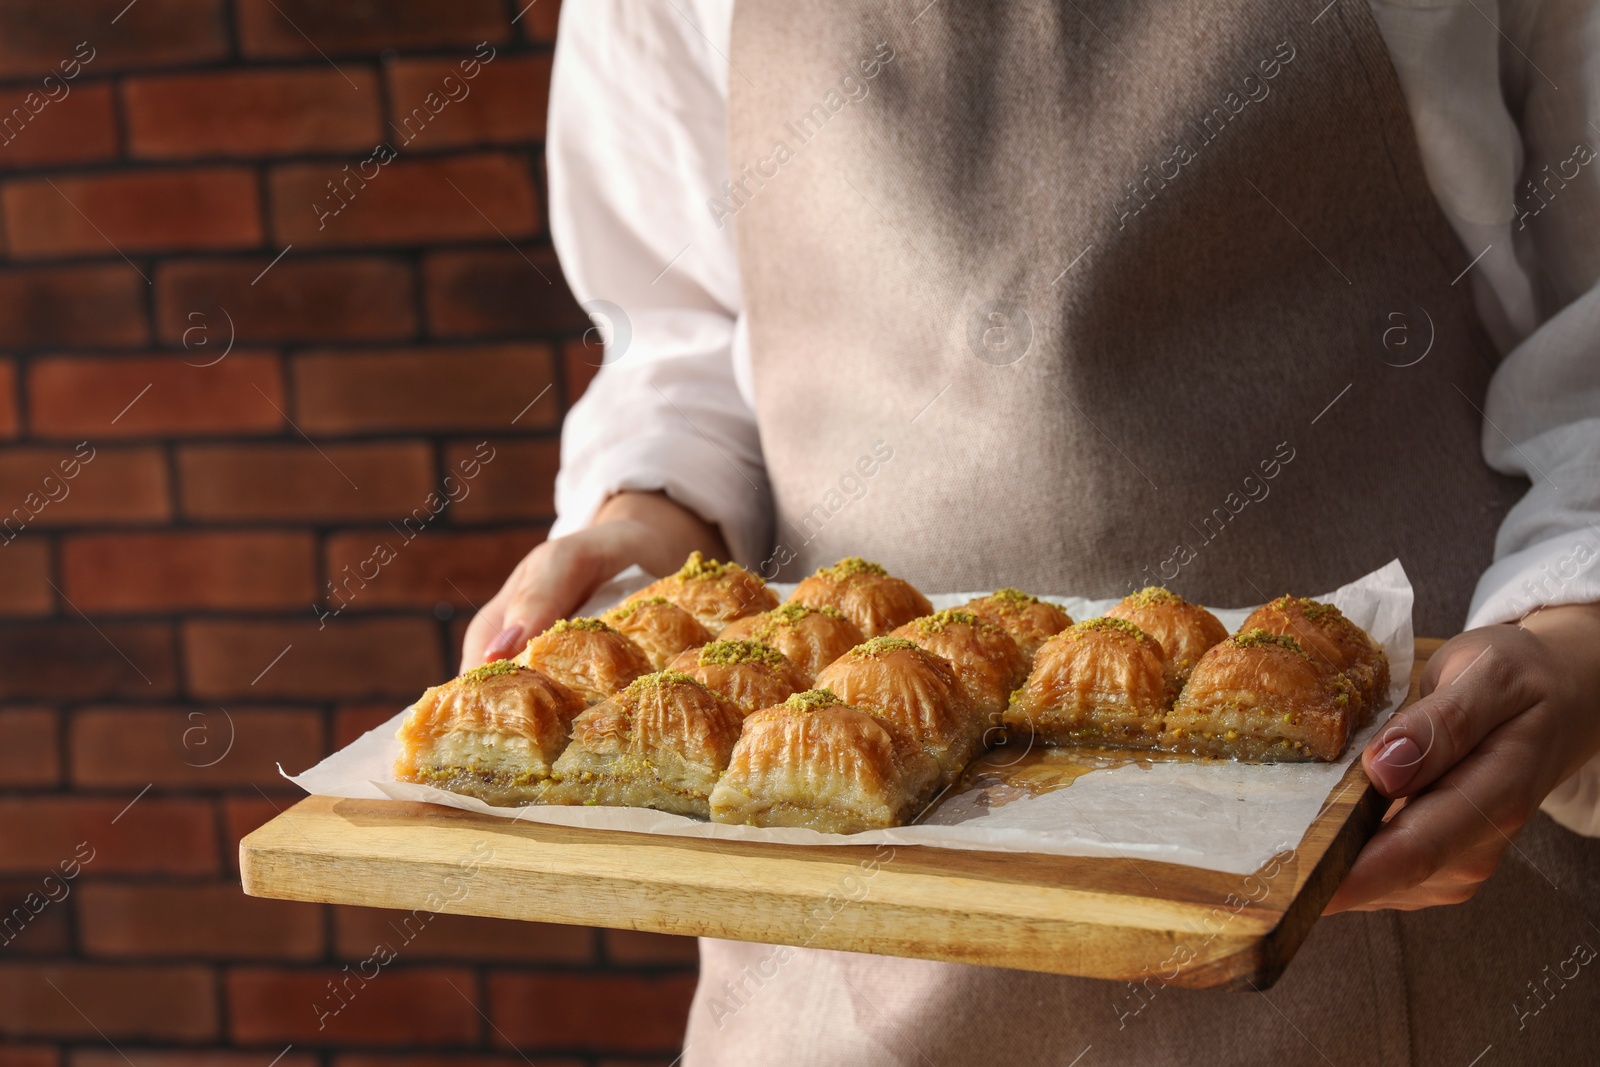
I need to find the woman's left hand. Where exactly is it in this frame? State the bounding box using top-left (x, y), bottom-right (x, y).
top-left (1325, 602), bottom-right (1600, 913)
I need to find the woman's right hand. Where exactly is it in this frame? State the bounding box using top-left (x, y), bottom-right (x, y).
top-left (459, 490), bottom-right (729, 672)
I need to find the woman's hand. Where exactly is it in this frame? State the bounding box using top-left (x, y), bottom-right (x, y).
top-left (459, 490), bottom-right (728, 672)
top-left (1325, 602), bottom-right (1600, 913)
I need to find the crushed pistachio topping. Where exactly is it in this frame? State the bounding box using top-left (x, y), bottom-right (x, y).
top-left (769, 601), bottom-right (844, 624)
top-left (1072, 616), bottom-right (1150, 642)
top-left (1232, 629), bottom-right (1307, 655)
top-left (909, 608), bottom-right (981, 635)
top-left (698, 639), bottom-right (787, 668)
top-left (459, 659), bottom-right (523, 685)
top-left (547, 616), bottom-right (615, 636)
top-left (604, 596), bottom-right (669, 622)
top-left (985, 587), bottom-right (1040, 608)
top-left (819, 556), bottom-right (886, 581)
top-left (1124, 586), bottom-right (1183, 608)
top-left (1272, 595), bottom-right (1344, 624)
top-left (783, 688), bottom-right (844, 712)
top-left (849, 636), bottom-right (920, 659)
top-left (623, 670), bottom-right (702, 696)
top-left (675, 550), bottom-right (734, 581)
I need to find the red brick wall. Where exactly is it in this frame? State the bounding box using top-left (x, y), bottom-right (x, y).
top-left (0, 2), bottom-right (699, 1063)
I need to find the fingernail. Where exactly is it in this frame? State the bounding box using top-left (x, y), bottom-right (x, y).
top-left (1369, 735), bottom-right (1422, 794)
top-left (484, 624), bottom-right (525, 661)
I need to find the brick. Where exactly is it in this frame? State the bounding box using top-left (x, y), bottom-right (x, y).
top-left (0, 797), bottom-right (214, 875)
top-left (70, 706), bottom-right (325, 788)
top-left (604, 930), bottom-right (701, 966)
top-left (0, 963), bottom-right (216, 1040)
top-left (0, 621), bottom-right (177, 700)
top-left (127, 68), bottom-right (382, 159)
top-left (0, 265), bottom-right (148, 348)
top-left (270, 153), bottom-right (538, 248)
top-left (0, 0), bottom-right (226, 78)
top-left (183, 617), bottom-right (444, 700)
top-left (0, 360), bottom-right (15, 437)
top-left (423, 247), bottom-right (585, 337)
top-left (336, 1058), bottom-right (582, 1067)
top-left (335, 907), bottom-right (593, 963)
top-left (387, 54), bottom-right (551, 147)
top-left (0, 1049), bottom-right (57, 1067)
top-left (228, 966), bottom-right (480, 1046)
top-left (488, 973), bottom-right (695, 1052)
top-left (0, 537), bottom-right (51, 615)
top-left (443, 438), bottom-right (557, 523)
top-left (177, 442), bottom-right (434, 521)
top-left (334, 704), bottom-right (399, 748)
top-left (292, 344), bottom-right (558, 433)
top-left (72, 1053), bottom-right (318, 1067)
top-left (324, 528), bottom-right (542, 608)
top-left (28, 352), bottom-right (285, 439)
top-left (237, 0), bottom-right (508, 57)
top-left (517, 0), bottom-right (562, 43)
top-left (0, 708), bottom-right (59, 786)
top-left (562, 336), bottom-right (604, 405)
top-left (223, 795), bottom-right (290, 874)
top-left (3, 167), bottom-right (261, 258)
top-left (61, 531), bottom-right (315, 612)
top-left (157, 256), bottom-right (417, 344)
top-left (0, 876), bottom-right (73, 954)
top-left (0, 446), bottom-right (169, 528)
top-left (0, 82), bottom-right (118, 167)
top-left (78, 882), bottom-right (324, 960)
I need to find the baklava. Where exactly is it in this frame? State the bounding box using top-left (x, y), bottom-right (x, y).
top-left (963, 587), bottom-right (1073, 658)
top-left (1241, 596), bottom-right (1390, 721)
top-left (1106, 586), bottom-right (1228, 685)
top-left (890, 609), bottom-right (1028, 718)
top-left (708, 689), bottom-right (941, 833)
top-left (625, 551), bottom-right (778, 631)
top-left (1004, 617), bottom-right (1170, 748)
top-left (717, 601), bottom-right (865, 680)
top-left (813, 636), bottom-right (982, 785)
top-left (1161, 630), bottom-right (1359, 761)
top-left (667, 639), bottom-right (810, 715)
top-left (600, 596), bottom-right (713, 670)
top-left (544, 671), bottom-right (746, 817)
top-left (514, 617), bottom-right (652, 705)
top-left (787, 557), bottom-right (933, 638)
top-left (394, 660), bottom-right (584, 805)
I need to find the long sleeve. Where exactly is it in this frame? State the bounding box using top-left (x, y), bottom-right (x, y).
top-left (545, 0), bottom-right (771, 565)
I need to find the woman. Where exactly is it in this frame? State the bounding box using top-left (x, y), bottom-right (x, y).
top-left (466, 2), bottom-right (1600, 1063)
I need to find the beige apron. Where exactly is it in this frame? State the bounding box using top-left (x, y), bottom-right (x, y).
top-left (685, 1), bottom-right (1600, 1063)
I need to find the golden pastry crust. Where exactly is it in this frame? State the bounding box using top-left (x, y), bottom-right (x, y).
top-left (394, 660), bottom-right (585, 805)
top-left (962, 588), bottom-right (1073, 659)
top-left (666, 639), bottom-right (810, 714)
top-left (787, 557), bottom-right (933, 638)
top-left (1004, 617), bottom-right (1171, 748)
top-left (1162, 630), bottom-right (1359, 761)
top-left (709, 690), bottom-right (941, 833)
top-left (716, 601), bottom-right (865, 680)
top-left (600, 596), bottom-right (713, 670)
top-left (1241, 596), bottom-right (1390, 722)
top-left (625, 551), bottom-right (778, 631)
top-left (544, 671), bottom-right (746, 817)
top-left (1106, 586), bottom-right (1228, 684)
top-left (514, 618), bottom-right (652, 705)
top-left (812, 636), bottom-right (982, 784)
top-left (890, 609), bottom-right (1028, 719)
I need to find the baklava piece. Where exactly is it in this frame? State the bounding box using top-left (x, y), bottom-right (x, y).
top-left (394, 660), bottom-right (584, 805)
top-left (600, 596), bottom-right (713, 670)
top-left (1241, 596), bottom-right (1390, 721)
top-left (1004, 617), bottom-right (1170, 748)
top-left (813, 636), bottom-right (982, 785)
top-left (708, 690), bottom-right (941, 833)
top-left (787, 557), bottom-right (933, 638)
top-left (667, 639), bottom-right (810, 715)
top-left (514, 617), bottom-right (652, 705)
top-left (625, 551), bottom-right (778, 631)
top-left (963, 587), bottom-right (1073, 659)
top-left (1161, 630), bottom-right (1358, 761)
top-left (1106, 586), bottom-right (1228, 685)
top-left (717, 601), bottom-right (865, 679)
top-left (890, 609), bottom-right (1028, 718)
top-left (544, 671), bottom-right (746, 817)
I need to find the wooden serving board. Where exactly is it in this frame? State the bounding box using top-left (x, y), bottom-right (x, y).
top-left (240, 639), bottom-right (1440, 990)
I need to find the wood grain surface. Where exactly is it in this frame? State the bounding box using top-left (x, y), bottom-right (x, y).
top-left (240, 638), bottom-right (1442, 989)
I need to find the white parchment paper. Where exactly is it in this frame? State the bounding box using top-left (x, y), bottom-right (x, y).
top-left (285, 560), bottom-right (1414, 875)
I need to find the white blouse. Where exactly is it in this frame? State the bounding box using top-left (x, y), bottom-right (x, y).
top-left (544, 0), bottom-right (1600, 833)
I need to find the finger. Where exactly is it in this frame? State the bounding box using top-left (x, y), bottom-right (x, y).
top-left (460, 587), bottom-right (512, 672)
top-left (498, 531), bottom-right (627, 644)
top-left (1362, 635), bottom-right (1529, 797)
